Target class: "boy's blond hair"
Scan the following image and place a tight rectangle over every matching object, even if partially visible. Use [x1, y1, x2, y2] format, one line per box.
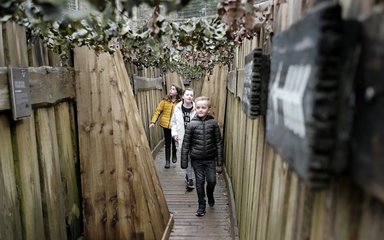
[194, 96, 211, 108]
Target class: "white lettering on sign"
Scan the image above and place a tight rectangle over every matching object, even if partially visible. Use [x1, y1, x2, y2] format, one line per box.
[271, 63, 311, 138]
[14, 81, 26, 89]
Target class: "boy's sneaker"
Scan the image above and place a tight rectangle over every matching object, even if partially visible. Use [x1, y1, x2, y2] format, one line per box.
[186, 179, 194, 191]
[207, 192, 215, 207]
[208, 196, 215, 207]
[196, 206, 206, 217]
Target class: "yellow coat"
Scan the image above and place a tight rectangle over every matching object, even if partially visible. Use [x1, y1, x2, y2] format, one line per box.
[151, 98, 180, 129]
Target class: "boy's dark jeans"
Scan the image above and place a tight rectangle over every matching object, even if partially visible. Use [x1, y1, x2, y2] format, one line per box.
[192, 159, 216, 207]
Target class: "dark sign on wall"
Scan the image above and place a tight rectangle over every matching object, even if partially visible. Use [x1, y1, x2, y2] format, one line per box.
[350, 12, 384, 202]
[8, 67, 32, 120]
[266, 2, 360, 187]
[242, 48, 270, 118]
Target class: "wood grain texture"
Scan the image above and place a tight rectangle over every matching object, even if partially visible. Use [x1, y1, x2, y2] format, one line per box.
[35, 107, 67, 239]
[0, 115, 22, 240]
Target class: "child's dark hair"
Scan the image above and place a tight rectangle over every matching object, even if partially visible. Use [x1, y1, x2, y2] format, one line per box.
[173, 84, 183, 100]
[164, 84, 182, 101]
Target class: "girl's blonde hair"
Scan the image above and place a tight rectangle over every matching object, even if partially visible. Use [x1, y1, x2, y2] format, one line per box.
[194, 96, 211, 108]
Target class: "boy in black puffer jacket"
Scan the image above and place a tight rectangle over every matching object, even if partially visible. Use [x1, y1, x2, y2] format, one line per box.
[181, 96, 223, 217]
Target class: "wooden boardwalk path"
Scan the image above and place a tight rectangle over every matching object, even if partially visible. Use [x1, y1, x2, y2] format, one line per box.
[154, 147, 237, 240]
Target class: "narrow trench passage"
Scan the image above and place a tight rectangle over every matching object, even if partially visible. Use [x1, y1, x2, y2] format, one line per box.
[154, 146, 235, 239]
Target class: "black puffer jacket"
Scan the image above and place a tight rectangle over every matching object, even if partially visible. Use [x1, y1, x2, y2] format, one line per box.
[181, 115, 223, 169]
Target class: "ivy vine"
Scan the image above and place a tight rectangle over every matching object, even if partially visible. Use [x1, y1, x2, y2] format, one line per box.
[1, 0, 273, 80]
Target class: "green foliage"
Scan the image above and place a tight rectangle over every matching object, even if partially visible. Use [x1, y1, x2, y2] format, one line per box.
[0, 0, 248, 80]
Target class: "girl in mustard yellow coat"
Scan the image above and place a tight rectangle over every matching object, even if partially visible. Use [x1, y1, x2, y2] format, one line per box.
[150, 84, 182, 168]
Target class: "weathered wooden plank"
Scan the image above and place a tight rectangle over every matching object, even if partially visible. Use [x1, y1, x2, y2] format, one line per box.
[0, 115, 22, 240]
[28, 38, 49, 67]
[266, 155, 290, 240]
[15, 116, 46, 240]
[283, 174, 300, 240]
[256, 145, 274, 240]
[0, 24, 5, 66]
[113, 51, 170, 239]
[0, 66, 75, 111]
[239, 117, 254, 240]
[309, 191, 329, 239]
[99, 52, 120, 239]
[4, 22, 28, 66]
[54, 102, 82, 239]
[4, 19, 46, 240]
[133, 74, 163, 93]
[35, 107, 67, 239]
[74, 46, 103, 239]
[249, 118, 263, 239]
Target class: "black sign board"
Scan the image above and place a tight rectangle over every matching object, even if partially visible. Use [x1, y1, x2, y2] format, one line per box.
[242, 48, 270, 118]
[350, 12, 384, 202]
[8, 67, 32, 120]
[266, 2, 360, 187]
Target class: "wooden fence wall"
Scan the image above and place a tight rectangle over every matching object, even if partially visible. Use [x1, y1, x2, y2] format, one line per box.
[0, 22, 81, 240]
[216, 0, 384, 239]
[74, 47, 172, 239]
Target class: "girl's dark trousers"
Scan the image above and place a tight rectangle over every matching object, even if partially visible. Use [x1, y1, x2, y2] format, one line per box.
[163, 128, 177, 167]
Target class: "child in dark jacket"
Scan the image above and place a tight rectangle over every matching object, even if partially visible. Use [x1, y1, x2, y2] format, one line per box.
[181, 96, 223, 217]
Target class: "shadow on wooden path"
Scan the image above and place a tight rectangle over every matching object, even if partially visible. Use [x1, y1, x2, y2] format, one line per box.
[154, 147, 237, 240]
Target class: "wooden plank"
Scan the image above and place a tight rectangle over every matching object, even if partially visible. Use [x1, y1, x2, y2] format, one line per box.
[283, 174, 300, 240]
[309, 191, 328, 239]
[249, 118, 263, 239]
[0, 115, 22, 240]
[256, 146, 274, 240]
[239, 117, 251, 239]
[113, 51, 170, 239]
[35, 107, 67, 239]
[5, 22, 28, 66]
[133, 74, 162, 93]
[4, 19, 46, 240]
[15, 116, 46, 240]
[110, 76, 134, 239]
[0, 66, 75, 111]
[74, 46, 105, 239]
[28, 38, 49, 67]
[266, 155, 290, 240]
[0, 24, 5, 66]
[96, 52, 118, 239]
[54, 102, 82, 239]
